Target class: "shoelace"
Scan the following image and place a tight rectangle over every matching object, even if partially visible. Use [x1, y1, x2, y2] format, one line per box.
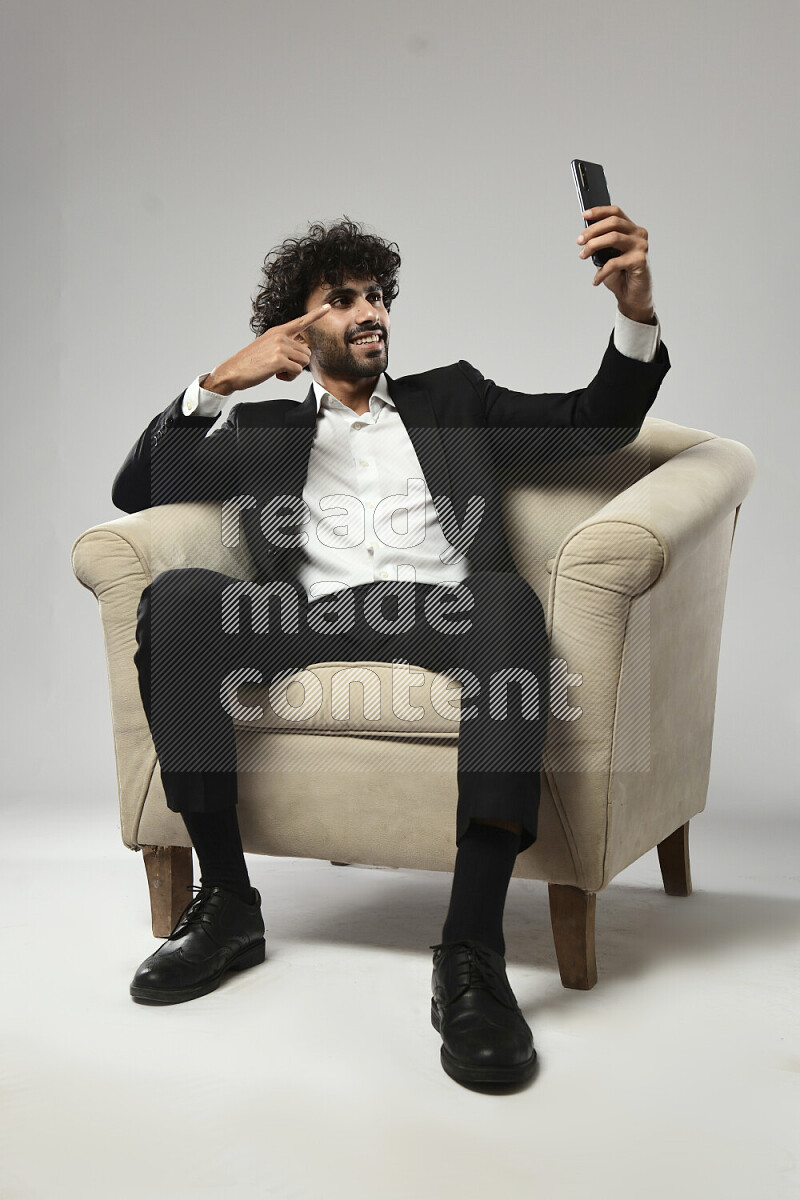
[166, 884, 218, 939]
[429, 939, 511, 1003]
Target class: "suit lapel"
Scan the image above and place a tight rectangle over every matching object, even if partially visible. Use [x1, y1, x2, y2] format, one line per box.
[384, 372, 455, 517]
[264, 383, 318, 492]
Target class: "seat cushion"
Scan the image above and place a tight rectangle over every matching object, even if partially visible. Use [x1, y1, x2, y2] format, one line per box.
[233, 660, 464, 739]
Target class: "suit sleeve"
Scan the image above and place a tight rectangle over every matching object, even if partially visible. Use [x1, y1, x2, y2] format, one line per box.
[111, 388, 240, 513]
[457, 331, 671, 464]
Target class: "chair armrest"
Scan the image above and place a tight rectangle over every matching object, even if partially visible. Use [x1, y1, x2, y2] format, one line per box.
[70, 503, 259, 849]
[540, 434, 756, 887]
[548, 435, 757, 597]
[71, 501, 259, 596]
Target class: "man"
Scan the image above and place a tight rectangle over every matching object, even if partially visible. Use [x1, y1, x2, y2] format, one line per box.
[112, 211, 669, 1089]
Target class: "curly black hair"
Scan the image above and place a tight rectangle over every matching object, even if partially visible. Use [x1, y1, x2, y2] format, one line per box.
[249, 216, 401, 346]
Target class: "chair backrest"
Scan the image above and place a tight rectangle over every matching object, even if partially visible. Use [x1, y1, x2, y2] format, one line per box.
[498, 416, 718, 601]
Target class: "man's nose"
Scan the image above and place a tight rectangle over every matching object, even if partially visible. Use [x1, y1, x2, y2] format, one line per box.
[355, 298, 380, 324]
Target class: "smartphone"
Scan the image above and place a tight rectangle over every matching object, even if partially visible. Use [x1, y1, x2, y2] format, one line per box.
[571, 159, 621, 268]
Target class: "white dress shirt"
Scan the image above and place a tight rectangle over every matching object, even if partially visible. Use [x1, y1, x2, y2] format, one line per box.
[181, 311, 661, 603]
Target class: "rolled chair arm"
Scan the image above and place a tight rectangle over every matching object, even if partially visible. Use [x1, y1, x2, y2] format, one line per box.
[548, 435, 757, 598]
[70, 503, 259, 849]
[540, 434, 756, 886]
[71, 502, 259, 596]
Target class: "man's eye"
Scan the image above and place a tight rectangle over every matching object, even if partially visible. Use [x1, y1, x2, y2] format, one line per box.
[331, 293, 382, 305]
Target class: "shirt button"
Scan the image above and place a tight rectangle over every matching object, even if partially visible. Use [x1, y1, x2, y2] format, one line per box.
[352, 422, 363, 430]
[360, 460, 369, 467]
[380, 570, 388, 578]
[367, 546, 374, 555]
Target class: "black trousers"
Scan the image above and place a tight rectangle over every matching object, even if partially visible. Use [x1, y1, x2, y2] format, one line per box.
[134, 568, 550, 853]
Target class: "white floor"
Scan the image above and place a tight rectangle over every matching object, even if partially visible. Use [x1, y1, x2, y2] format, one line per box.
[1, 797, 799, 1200]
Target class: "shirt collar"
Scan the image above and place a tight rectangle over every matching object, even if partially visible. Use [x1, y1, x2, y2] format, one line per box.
[310, 372, 394, 415]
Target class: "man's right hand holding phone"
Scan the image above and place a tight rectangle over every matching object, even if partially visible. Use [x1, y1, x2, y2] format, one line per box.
[577, 205, 655, 325]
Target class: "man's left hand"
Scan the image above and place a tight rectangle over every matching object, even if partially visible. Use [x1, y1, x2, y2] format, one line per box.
[577, 205, 655, 324]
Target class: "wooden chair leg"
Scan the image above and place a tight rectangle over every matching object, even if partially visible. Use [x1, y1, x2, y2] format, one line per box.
[142, 844, 193, 938]
[657, 820, 692, 896]
[548, 883, 598, 990]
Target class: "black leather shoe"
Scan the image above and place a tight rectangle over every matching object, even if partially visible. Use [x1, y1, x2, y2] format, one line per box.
[430, 939, 537, 1086]
[130, 885, 266, 1005]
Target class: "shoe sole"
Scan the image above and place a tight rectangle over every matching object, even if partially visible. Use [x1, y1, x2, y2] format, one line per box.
[431, 998, 537, 1086]
[130, 938, 267, 1005]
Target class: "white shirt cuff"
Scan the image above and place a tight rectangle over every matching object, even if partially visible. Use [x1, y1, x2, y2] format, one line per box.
[613, 310, 661, 363]
[181, 374, 227, 417]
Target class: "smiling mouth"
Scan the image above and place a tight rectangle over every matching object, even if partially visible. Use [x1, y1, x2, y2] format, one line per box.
[350, 333, 384, 346]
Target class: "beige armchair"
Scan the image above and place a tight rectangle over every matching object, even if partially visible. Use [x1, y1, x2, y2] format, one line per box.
[71, 415, 756, 989]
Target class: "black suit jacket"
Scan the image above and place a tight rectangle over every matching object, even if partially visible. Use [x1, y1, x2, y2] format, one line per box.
[112, 332, 671, 585]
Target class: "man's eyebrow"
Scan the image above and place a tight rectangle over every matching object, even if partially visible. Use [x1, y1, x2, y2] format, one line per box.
[321, 283, 383, 301]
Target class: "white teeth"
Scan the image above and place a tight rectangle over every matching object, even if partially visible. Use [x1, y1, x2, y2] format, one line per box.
[353, 334, 380, 344]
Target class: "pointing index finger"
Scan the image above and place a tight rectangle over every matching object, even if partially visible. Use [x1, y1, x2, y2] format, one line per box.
[289, 303, 331, 331]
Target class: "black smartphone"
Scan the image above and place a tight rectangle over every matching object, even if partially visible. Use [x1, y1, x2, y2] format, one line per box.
[571, 159, 621, 268]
